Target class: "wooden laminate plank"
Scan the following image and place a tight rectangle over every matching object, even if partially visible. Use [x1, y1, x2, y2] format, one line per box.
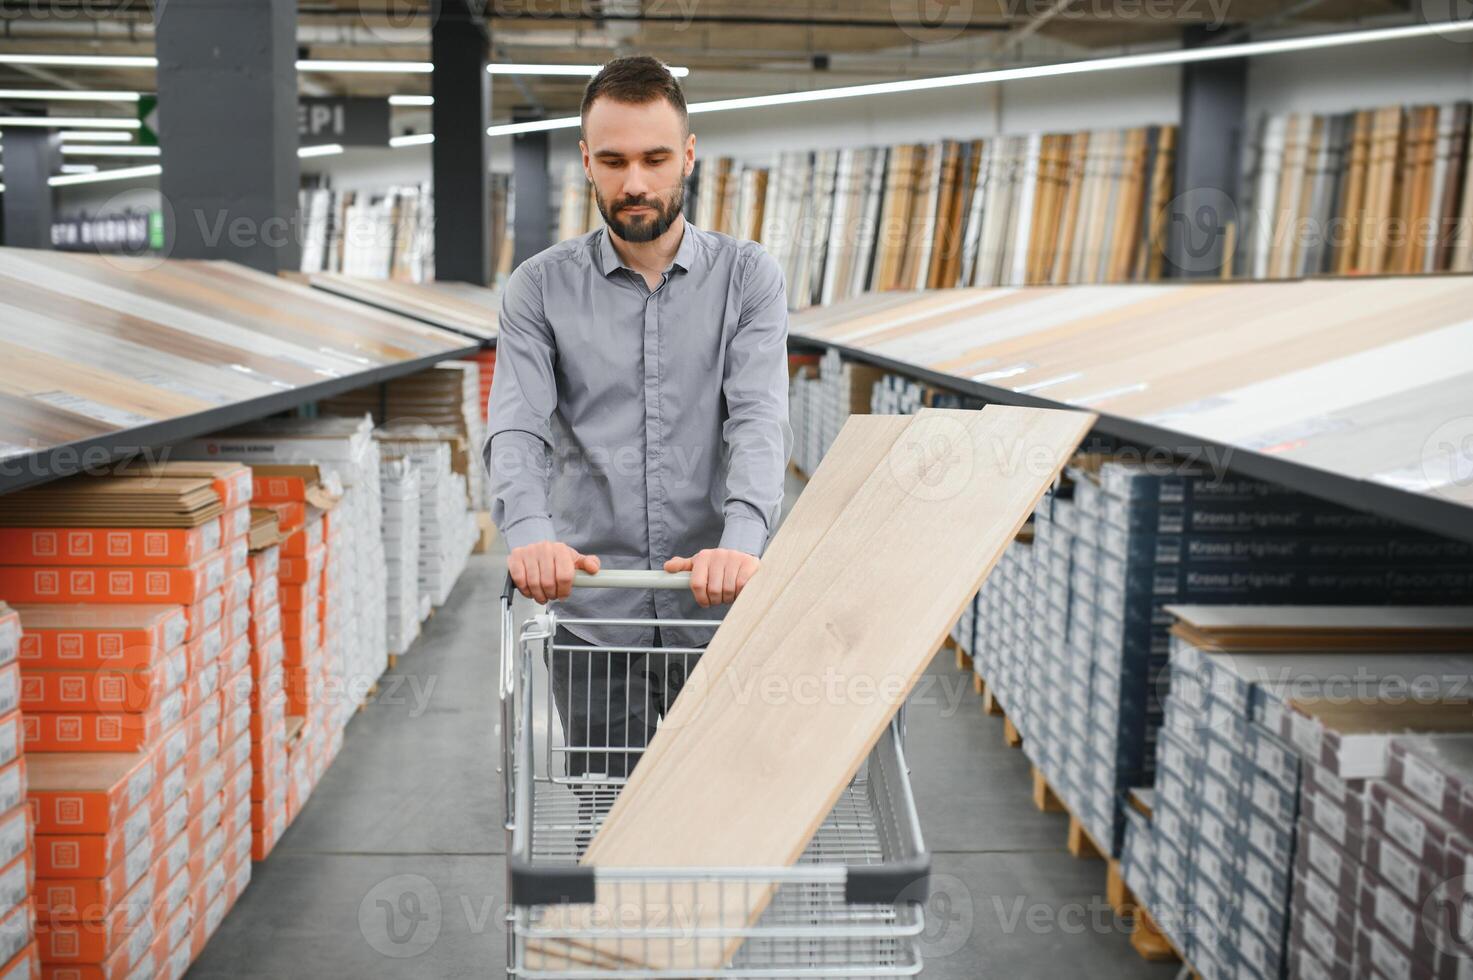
[531, 404, 1094, 971]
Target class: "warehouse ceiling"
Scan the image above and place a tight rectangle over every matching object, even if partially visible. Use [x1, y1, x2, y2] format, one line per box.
[0, 0, 1412, 126]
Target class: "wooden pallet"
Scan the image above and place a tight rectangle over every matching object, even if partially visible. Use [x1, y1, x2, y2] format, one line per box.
[953, 643, 972, 673]
[1031, 767, 1065, 813]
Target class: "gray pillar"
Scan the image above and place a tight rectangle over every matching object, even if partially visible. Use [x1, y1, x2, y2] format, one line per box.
[431, 4, 490, 285]
[1164, 25, 1247, 279]
[512, 110, 551, 268]
[155, 0, 300, 273]
[1, 129, 59, 249]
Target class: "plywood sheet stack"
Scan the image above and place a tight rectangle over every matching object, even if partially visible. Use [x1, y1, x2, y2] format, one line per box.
[379, 458, 422, 656]
[972, 457, 1473, 870]
[0, 462, 256, 978]
[176, 417, 389, 726]
[1124, 607, 1473, 979]
[374, 426, 476, 609]
[0, 605, 36, 978]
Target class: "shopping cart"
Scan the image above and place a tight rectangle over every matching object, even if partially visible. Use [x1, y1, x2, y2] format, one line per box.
[498, 569, 932, 978]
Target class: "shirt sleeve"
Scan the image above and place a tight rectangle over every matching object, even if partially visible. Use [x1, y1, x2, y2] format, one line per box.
[718, 247, 794, 557]
[483, 262, 559, 550]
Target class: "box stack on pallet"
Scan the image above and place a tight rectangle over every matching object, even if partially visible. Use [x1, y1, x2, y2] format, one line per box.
[380, 458, 423, 657]
[244, 513, 289, 863]
[0, 604, 35, 977]
[375, 426, 477, 610]
[1121, 607, 1473, 979]
[870, 372, 986, 415]
[975, 458, 1473, 869]
[0, 463, 256, 978]
[177, 417, 389, 719]
[786, 352, 884, 478]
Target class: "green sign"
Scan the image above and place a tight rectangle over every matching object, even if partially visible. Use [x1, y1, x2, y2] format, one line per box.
[138, 95, 159, 146]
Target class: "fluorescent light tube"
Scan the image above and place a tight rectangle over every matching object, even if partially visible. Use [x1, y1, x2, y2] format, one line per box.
[0, 54, 157, 68]
[487, 63, 690, 77]
[297, 60, 433, 74]
[61, 145, 160, 157]
[389, 133, 434, 148]
[298, 143, 345, 158]
[0, 89, 142, 102]
[49, 163, 160, 186]
[59, 130, 134, 142]
[487, 19, 1473, 136]
[0, 116, 139, 129]
[388, 95, 434, 107]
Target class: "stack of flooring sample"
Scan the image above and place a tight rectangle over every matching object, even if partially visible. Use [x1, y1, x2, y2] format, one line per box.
[1239, 100, 1473, 279]
[374, 426, 477, 608]
[971, 458, 1473, 865]
[379, 457, 423, 655]
[318, 361, 486, 510]
[1125, 606, 1473, 980]
[4, 462, 257, 977]
[787, 349, 888, 478]
[304, 274, 499, 346]
[175, 417, 390, 729]
[0, 604, 34, 976]
[244, 529, 289, 863]
[871, 371, 985, 416]
[523, 405, 1095, 972]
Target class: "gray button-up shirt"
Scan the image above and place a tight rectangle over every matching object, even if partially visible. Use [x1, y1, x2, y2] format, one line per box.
[483, 220, 793, 647]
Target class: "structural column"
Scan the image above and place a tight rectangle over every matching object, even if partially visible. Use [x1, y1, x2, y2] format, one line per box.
[155, 0, 300, 273]
[432, 2, 491, 285]
[512, 110, 551, 268]
[0, 128, 59, 249]
[1164, 25, 1248, 279]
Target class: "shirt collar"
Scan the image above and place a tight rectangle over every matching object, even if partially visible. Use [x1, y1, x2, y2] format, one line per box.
[597, 220, 698, 278]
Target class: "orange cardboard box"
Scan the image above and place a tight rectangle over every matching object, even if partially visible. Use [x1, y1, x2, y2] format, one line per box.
[219, 636, 249, 682]
[251, 801, 286, 862]
[24, 688, 183, 753]
[183, 662, 220, 718]
[184, 623, 222, 678]
[276, 545, 325, 587]
[219, 668, 251, 720]
[0, 713, 21, 771]
[33, 799, 155, 879]
[36, 842, 152, 929]
[0, 902, 30, 972]
[219, 700, 250, 750]
[263, 500, 305, 534]
[276, 577, 320, 614]
[186, 730, 218, 790]
[0, 668, 19, 722]
[250, 466, 334, 507]
[279, 518, 322, 558]
[247, 571, 277, 612]
[279, 631, 316, 667]
[246, 605, 281, 652]
[27, 750, 155, 836]
[183, 760, 224, 821]
[35, 836, 152, 921]
[248, 699, 284, 747]
[0, 760, 25, 819]
[0, 524, 221, 568]
[223, 754, 250, 812]
[178, 694, 221, 767]
[245, 545, 278, 583]
[0, 850, 30, 922]
[149, 723, 188, 794]
[222, 566, 250, 613]
[155, 798, 189, 861]
[248, 632, 282, 679]
[181, 590, 224, 644]
[220, 604, 249, 647]
[0, 807, 28, 871]
[156, 904, 190, 975]
[0, 942, 37, 980]
[34, 869, 154, 965]
[21, 651, 185, 713]
[113, 460, 252, 513]
[0, 552, 226, 604]
[15, 606, 186, 671]
[223, 537, 249, 578]
[154, 831, 189, 904]
[250, 750, 286, 805]
[221, 502, 252, 541]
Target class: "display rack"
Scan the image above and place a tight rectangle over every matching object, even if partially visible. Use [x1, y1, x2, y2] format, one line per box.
[790, 275, 1473, 544]
[303, 273, 499, 345]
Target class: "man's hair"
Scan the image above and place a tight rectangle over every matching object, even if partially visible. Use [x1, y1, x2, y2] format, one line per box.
[580, 55, 688, 138]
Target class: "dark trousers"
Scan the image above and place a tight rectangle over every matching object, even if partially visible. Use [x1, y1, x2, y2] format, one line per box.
[546, 625, 705, 781]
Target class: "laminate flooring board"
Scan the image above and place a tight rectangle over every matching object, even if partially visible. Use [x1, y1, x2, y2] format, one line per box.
[307, 274, 498, 341]
[528, 405, 1095, 971]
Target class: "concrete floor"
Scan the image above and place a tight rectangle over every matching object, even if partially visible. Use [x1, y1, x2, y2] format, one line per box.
[188, 475, 1180, 979]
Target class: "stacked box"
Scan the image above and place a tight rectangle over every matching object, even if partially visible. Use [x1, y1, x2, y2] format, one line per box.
[0, 606, 34, 978]
[374, 429, 476, 612]
[175, 416, 391, 725]
[245, 545, 288, 863]
[788, 366, 822, 476]
[380, 459, 422, 657]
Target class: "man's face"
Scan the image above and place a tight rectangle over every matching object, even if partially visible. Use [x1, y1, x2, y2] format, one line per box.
[581, 97, 694, 244]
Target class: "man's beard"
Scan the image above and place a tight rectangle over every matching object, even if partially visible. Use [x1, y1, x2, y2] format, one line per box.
[596, 182, 684, 244]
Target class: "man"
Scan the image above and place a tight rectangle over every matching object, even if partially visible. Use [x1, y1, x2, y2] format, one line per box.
[484, 56, 792, 783]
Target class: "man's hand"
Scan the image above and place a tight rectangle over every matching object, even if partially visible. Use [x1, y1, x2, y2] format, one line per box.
[664, 549, 760, 607]
[508, 541, 601, 604]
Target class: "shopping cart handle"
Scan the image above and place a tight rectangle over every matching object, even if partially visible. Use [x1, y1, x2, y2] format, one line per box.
[573, 569, 691, 590]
